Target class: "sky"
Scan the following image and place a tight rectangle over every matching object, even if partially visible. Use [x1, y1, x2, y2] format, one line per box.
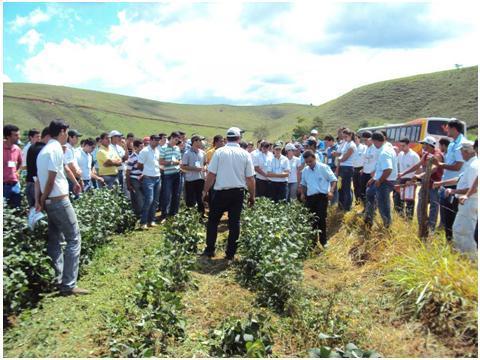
[3, 1, 479, 106]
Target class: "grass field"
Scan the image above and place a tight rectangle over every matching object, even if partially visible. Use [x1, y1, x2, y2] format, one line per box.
[3, 66, 477, 141]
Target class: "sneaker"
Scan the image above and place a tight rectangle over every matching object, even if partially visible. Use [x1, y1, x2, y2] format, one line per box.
[60, 287, 90, 296]
[140, 224, 148, 230]
[148, 222, 157, 227]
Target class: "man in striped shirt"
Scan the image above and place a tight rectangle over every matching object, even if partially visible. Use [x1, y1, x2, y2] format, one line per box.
[126, 139, 144, 218]
[159, 131, 182, 221]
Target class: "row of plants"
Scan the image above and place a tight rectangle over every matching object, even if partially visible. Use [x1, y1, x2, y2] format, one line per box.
[3, 187, 137, 322]
[105, 209, 203, 357]
[236, 198, 315, 313]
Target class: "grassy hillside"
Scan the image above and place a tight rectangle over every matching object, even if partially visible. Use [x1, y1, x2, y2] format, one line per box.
[3, 66, 477, 140]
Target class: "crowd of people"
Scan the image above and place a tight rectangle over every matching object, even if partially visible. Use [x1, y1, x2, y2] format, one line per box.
[2, 118, 478, 295]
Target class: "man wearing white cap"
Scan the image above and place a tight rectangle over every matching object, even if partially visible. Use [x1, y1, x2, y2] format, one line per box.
[202, 127, 255, 261]
[109, 130, 129, 191]
[285, 143, 301, 201]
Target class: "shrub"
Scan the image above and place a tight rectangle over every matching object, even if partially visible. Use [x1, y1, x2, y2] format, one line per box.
[309, 343, 381, 358]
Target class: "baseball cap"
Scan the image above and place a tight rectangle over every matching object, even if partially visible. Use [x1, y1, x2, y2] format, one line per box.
[461, 141, 474, 151]
[226, 127, 244, 137]
[150, 134, 161, 141]
[68, 129, 82, 137]
[419, 136, 436, 147]
[109, 130, 123, 138]
[191, 135, 205, 143]
[273, 142, 283, 149]
[285, 143, 296, 151]
[310, 129, 318, 135]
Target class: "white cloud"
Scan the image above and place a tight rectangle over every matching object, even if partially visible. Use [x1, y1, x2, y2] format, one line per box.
[18, 2, 480, 105]
[3, 74, 12, 83]
[18, 29, 42, 53]
[10, 8, 51, 30]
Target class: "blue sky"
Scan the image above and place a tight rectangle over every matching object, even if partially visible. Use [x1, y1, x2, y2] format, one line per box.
[3, 1, 479, 105]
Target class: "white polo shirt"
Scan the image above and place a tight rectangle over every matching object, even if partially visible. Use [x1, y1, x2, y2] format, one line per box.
[362, 144, 379, 174]
[456, 156, 478, 199]
[351, 143, 367, 168]
[288, 156, 301, 183]
[398, 150, 420, 179]
[253, 151, 274, 180]
[36, 139, 69, 197]
[76, 149, 93, 180]
[267, 154, 290, 183]
[208, 142, 255, 190]
[138, 145, 161, 177]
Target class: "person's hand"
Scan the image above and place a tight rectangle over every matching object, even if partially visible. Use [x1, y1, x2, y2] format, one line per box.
[98, 177, 105, 184]
[35, 200, 43, 213]
[458, 194, 468, 205]
[432, 181, 441, 189]
[248, 195, 255, 207]
[202, 191, 209, 204]
[367, 178, 374, 187]
[327, 191, 333, 201]
[73, 182, 82, 195]
[39, 194, 47, 212]
[445, 188, 453, 197]
[397, 173, 403, 180]
[127, 183, 134, 192]
[300, 193, 306, 202]
[374, 180, 381, 188]
[431, 156, 440, 166]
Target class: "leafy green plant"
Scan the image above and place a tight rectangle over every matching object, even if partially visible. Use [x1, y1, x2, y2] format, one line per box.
[309, 343, 381, 358]
[209, 314, 274, 357]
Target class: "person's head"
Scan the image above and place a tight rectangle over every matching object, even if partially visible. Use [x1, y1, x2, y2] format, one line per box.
[371, 131, 385, 149]
[28, 128, 41, 145]
[460, 142, 476, 161]
[68, 129, 82, 146]
[213, 134, 225, 149]
[380, 130, 388, 140]
[260, 140, 270, 153]
[226, 127, 243, 143]
[191, 135, 205, 149]
[419, 136, 436, 153]
[48, 119, 69, 144]
[95, 136, 101, 145]
[399, 137, 410, 153]
[109, 130, 122, 145]
[247, 142, 254, 153]
[256, 139, 263, 149]
[306, 138, 317, 151]
[342, 128, 354, 142]
[303, 150, 317, 168]
[353, 133, 361, 145]
[178, 131, 186, 140]
[361, 130, 372, 146]
[439, 137, 450, 153]
[310, 129, 319, 139]
[158, 133, 167, 146]
[239, 140, 248, 150]
[285, 143, 296, 158]
[149, 134, 160, 148]
[126, 132, 135, 145]
[324, 135, 335, 147]
[168, 131, 181, 146]
[447, 119, 464, 138]
[100, 132, 111, 147]
[337, 127, 346, 139]
[4, 124, 20, 145]
[273, 142, 283, 156]
[82, 138, 95, 153]
[143, 136, 150, 146]
[40, 126, 51, 142]
[133, 139, 144, 153]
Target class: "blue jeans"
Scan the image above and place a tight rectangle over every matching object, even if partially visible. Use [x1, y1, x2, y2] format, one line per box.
[417, 187, 439, 232]
[45, 198, 81, 291]
[100, 175, 118, 189]
[338, 166, 353, 211]
[3, 182, 22, 208]
[141, 176, 160, 224]
[160, 172, 181, 217]
[365, 181, 394, 227]
[286, 182, 298, 202]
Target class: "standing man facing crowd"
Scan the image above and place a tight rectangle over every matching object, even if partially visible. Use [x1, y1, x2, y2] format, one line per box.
[96, 132, 122, 189]
[3, 124, 23, 208]
[202, 127, 255, 261]
[182, 135, 207, 215]
[159, 131, 182, 221]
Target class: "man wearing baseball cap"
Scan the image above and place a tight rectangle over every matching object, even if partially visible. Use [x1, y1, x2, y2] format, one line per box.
[400, 135, 444, 232]
[109, 130, 129, 191]
[202, 126, 255, 262]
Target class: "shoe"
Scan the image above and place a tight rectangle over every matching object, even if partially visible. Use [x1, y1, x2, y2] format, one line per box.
[148, 222, 157, 227]
[224, 255, 235, 263]
[140, 224, 148, 230]
[60, 287, 90, 296]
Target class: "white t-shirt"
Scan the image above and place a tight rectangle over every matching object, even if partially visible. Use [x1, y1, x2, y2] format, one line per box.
[398, 150, 420, 179]
[456, 156, 478, 199]
[253, 151, 274, 181]
[110, 143, 126, 171]
[339, 141, 357, 167]
[138, 145, 161, 177]
[208, 142, 255, 190]
[351, 143, 367, 168]
[36, 139, 69, 197]
[288, 156, 300, 183]
[76, 150, 93, 180]
[267, 154, 290, 183]
[362, 144, 379, 174]
[63, 142, 80, 168]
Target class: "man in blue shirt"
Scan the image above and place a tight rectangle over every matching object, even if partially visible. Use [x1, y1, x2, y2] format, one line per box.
[300, 150, 337, 248]
[365, 131, 398, 227]
[433, 119, 465, 241]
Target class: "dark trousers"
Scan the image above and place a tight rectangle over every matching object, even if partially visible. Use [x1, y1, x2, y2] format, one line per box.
[160, 172, 181, 218]
[269, 181, 287, 203]
[359, 172, 371, 206]
[185, 179, 205, 215]
[3, 182, 22, 208]
[353, 167, 363, 203]
[338, 166, 353, 211]
[440, 185, 458, 241]
[205, 188, 244, 258]
[306, 193, 329, 246]
[393, 178, 415, 220]
[256, 178, 270, 198]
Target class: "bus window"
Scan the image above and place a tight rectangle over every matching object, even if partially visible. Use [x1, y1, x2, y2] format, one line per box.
[414, 125, 421, 141]
[427, 120, 450, 136]
[399, 126, 407, 140]
[405, 126, 412, 140]
[386, 128, 393, 141]
[394, 127, 401, 141]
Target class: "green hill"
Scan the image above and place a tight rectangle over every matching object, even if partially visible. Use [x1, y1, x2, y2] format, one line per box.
[3, 66, 477, 141]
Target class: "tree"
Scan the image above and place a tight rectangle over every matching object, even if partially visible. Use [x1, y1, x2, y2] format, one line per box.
[253, 125, 270, 140]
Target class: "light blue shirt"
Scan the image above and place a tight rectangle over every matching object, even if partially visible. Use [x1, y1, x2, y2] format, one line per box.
[374, 144, 398, 181]
[442, 133, 465, 181]
[301, 162, 337, 196]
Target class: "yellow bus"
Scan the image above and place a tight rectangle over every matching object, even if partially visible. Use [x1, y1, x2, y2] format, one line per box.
[357, 117, 467, 155]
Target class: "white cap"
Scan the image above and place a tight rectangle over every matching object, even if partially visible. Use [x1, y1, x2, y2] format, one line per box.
[419, 136, 436, 147]
[310, 129, 318, 135]
[461, 140, 475, 151]
[285, 143, 296, 151]
[226, 127, 244, 137]
[109, 130, 123, 137]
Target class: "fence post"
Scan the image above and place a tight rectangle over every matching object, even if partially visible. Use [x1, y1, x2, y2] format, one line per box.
[418, 157, 433, 240]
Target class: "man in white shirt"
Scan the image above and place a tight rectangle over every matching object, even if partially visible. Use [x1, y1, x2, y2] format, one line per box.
[202, 127, 255, 261]
[451, 142, 478, 256]
[109, 130, 129, 191]
[266, 142, 290, 202]
[253, 141, 273, 198]
[76, 138, 104, 192]
[285, 143, 301, 202]
[64, 129, 83, 195]
[352, 134, 367, 204]
[394, 137, 420, 220]
[365, 131, 398, 227]
[360, 131, 378, 207]
[36, 119, 87, 296]
[137, 134, 161, 229]
[181, 135, 207, 215]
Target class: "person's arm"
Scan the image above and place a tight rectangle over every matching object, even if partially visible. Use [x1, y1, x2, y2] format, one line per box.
[437, 160, 463, 171]
[328, 181, 337, 200]
[254, 165, 268, 177]
[39, 171, 57, 209]
[103, 158, 122, 167]
[202, 171, 216, 203]
[399, 160, 422, 178]
[34, 177, 42, 211]
[246, 176, 256, 206]
[181, 154, 202, 172]
[339, 143, 355, 163]
[459, 177, 478, 205]
[90, 167, 104, 183]
[375, 169, 392, 187]
[432, 177, 459, 189]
